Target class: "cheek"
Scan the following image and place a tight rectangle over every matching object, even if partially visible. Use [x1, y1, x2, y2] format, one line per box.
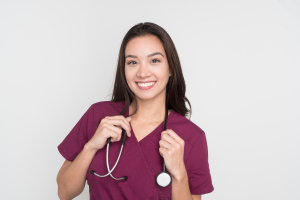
[125, 67, 137, 90]
[154, 66, 169, 82]
[125, 67, 134, 81]
[158, 62, 169, 74]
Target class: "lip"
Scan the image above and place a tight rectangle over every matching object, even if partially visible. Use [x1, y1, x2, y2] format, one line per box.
[135, 81, 156, 90]
[135, 81, 156, 83]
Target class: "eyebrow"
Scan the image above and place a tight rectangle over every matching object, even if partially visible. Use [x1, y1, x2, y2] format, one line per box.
[125, 52, 164, 59]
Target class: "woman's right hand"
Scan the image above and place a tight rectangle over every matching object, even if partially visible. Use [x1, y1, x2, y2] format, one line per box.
[86, 115, 132, 151]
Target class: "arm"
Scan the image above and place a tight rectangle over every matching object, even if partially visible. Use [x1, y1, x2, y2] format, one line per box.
[171, 164, 201, 200]
[56, 143, 97, 200]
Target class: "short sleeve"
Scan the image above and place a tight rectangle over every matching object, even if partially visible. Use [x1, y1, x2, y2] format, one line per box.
[186, 131, 214, 195]
[57, 104, 94, 161]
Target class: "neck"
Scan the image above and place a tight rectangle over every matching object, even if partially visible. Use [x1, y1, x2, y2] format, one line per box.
[129, 94, 169, 124]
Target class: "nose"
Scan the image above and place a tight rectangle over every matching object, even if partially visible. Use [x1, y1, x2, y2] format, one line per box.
[136, 61, 151, 78]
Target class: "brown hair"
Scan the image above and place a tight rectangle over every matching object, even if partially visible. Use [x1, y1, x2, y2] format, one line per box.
[111, 22, 192, 119]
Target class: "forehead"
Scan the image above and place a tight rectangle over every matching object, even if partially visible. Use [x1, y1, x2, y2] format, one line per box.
[125, 35, 165, 57]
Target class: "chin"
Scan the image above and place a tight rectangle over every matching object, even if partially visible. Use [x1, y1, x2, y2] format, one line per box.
[136, 95, 155, 101]
[134, 92, 154, 100]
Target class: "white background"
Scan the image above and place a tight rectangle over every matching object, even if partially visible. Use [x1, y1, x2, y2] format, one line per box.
[0, 0, 299, 199]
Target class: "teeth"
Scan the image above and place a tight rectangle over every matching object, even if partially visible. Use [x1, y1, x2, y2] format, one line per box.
[137, 81, 156, 87]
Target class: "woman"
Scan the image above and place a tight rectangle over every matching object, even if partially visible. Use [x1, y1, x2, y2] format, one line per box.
[57, 22, 214, 200]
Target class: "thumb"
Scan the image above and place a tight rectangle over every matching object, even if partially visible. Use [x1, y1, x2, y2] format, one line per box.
[126, 117, 131, 121]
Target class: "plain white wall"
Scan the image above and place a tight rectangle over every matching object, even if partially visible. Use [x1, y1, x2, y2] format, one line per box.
[0, 0, 299, 199]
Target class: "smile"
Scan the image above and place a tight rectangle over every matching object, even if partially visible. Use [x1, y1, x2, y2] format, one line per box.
[135, 81, 156, 90]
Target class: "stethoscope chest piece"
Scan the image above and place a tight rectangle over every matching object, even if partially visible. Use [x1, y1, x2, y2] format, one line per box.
[156, 171, 172, 187]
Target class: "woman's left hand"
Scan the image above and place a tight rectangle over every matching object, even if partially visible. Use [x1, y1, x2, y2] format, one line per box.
[159, 129, 186, 180]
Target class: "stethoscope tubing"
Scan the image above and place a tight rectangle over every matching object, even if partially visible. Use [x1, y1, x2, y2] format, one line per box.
[90, 131, 128, 180]
[90, 88, 171, 186]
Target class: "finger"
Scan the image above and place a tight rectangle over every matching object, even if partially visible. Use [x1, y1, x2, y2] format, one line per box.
[105, 115, 131, 128]
[106, 131, 119, 143]
[159, 147, 168, 158]
[111, 116, 131, 136]
[162, 129, 183, 146]
[161, 130, 178, 147]
[159, 139, 173, 150]
[103, 117, 131, 137]
[106, 115, 131, 127]
[103, 123, 122, 142]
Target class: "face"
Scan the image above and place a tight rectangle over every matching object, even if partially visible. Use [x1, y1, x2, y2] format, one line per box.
[125, 35, 171, 101]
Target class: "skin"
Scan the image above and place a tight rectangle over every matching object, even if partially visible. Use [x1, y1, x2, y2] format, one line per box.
[124, 35, 201, 200]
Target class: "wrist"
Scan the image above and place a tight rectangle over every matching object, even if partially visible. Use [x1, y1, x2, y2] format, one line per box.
[84, 142, 99, 153]
[171, 163, 188, 182]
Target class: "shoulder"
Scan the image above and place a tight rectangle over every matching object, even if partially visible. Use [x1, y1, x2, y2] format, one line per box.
[169, 111, 205, 147]
[169, 111, 209, 164]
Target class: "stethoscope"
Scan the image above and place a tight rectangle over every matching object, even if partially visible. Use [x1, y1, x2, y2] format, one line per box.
[90, 102, 172, 187]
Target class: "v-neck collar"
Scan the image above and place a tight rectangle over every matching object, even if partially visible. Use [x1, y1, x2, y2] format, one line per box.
[124, 107, 174, 144]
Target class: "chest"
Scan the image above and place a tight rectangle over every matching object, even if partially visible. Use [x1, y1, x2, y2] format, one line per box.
[130, 120, 162, 142]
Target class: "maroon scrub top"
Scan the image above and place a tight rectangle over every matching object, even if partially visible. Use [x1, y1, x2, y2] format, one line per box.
[58, 100, 214, 199]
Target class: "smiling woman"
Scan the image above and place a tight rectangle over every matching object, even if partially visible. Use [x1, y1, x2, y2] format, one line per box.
[57, 22, 214, 200]
[124, 35, 170, 98]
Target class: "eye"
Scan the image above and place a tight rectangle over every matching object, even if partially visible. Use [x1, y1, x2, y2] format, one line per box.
[152, 59, 160, 63]
[127, 61, 137, 65]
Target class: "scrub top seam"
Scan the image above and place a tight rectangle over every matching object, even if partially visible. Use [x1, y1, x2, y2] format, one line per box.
[186, 132, 202, 162]
[127, 107, 172, 198]
[133, 131, 165, 197]
[124, 103, 174, 198]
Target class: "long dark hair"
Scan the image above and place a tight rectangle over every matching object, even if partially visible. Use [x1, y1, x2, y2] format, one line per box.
[111, 22, 192, 119]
